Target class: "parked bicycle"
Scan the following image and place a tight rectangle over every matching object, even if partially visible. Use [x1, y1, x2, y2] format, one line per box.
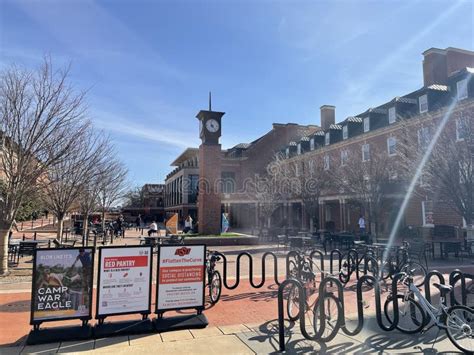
[287, 253, 342, 342]
[338, 249, 378, 285]
[379, 241, 427, 287]
[384, 271, 474, 353]
[206, 250, 222, 304]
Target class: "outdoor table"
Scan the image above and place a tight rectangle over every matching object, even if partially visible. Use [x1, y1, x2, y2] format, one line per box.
[332, 233, 355, 250]
[288, 236, 312, 248]
[428, 239, 463, 259]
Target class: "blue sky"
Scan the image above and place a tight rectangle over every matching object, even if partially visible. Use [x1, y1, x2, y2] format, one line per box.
[1, 0, 473, 186]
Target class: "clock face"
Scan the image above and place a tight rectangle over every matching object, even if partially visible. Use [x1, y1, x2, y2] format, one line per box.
[206, 119, 219, 133]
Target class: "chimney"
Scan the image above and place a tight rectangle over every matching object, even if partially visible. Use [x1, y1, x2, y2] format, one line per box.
[320, 105, 335, 131]
[422, 47, 474, 86]
[422, 48, 448, 86]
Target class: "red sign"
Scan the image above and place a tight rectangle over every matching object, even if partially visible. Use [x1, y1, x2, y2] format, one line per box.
[103, 256, 148, 269]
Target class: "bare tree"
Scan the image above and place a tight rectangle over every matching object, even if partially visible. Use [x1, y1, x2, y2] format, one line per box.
[97, 158, 128, 243]
[41, 128, 110, 241]
[0, 59, 87, 275]
[291, 157, 336, 232]
[398, 108, 473, 227]
[338, 144, 397, 239]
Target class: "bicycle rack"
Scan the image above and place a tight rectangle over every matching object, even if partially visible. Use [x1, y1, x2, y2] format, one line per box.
[449, 269, 468, 306]
[277, 273, 403, 351]
[423, 270, 447, 306]
[329, 249, 342, 275]
[216, 251, 283, 289]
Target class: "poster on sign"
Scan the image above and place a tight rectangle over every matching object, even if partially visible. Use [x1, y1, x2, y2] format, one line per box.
[156, 245, 206, 312]
[30, 248, 94, 324]
[96, 246, 153, 317]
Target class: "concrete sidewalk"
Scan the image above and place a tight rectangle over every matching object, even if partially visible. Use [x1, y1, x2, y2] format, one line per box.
[0, 317, 461, 354]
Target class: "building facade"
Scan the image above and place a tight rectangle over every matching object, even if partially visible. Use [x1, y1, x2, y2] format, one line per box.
[163, 47, 474, 236]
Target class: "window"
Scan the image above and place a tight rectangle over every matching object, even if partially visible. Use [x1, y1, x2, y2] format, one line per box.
[340, 150, 348, 166]
[324, 155, 330, 170]
[285, 147, 289, 158]
[221, 172, 235, 194]
[387, 137, 397, 156]
[419, 94, 428, 113]
[308, 159, 315, 174]
[310, 138, 315, 151]
[297, 143, 301, 155]
[362, 144, 370, 162]
[363, 117, 370, 132]
[418, 127, 431, 149]
[342, 125, 348, 140]
[325, 132, 330, 146]
[388, 107, 396, 124]
[422, 200, 434, 226]
[457, 79, 468, 101]
[456, 117, 467, 141]
[188, 174, 199, 203]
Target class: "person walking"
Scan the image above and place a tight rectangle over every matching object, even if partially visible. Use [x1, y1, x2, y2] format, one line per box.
[358, 215, 366, 235]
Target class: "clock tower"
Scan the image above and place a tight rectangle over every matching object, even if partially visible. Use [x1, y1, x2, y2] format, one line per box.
[196, 95, 225, 235]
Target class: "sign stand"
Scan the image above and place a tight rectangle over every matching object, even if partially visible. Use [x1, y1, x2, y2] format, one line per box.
[27, 320, 92, 345]
[94, 245, 155, 338]
[154, 245, 208, 333]
[27, 247, 95, 345]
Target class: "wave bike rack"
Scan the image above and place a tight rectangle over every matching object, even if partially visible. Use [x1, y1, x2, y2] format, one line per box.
[277, 269, 472, 351]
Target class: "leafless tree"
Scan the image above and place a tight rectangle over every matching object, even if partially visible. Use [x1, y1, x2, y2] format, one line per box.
[291, 157, 336, 232]
[398, 107, 473, 227]
[40, 128, 110, 242]
[97, 158, 128, 242]
[0, 59, 87, 275]
[338, 144, 397, 239]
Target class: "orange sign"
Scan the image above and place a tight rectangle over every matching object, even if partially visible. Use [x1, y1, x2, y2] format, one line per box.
[166, 213, 178, 234]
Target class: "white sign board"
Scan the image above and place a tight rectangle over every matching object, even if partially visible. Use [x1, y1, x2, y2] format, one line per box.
[97, 246, 152, 316]
[156, 245, 206, 311]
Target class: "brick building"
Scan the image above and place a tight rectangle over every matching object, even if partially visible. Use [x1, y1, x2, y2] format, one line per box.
[163, 47, 474, 236]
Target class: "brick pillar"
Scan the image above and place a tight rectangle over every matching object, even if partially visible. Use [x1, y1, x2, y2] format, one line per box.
[198, 144, 222, 235]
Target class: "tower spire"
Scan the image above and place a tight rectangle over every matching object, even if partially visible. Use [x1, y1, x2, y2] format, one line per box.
[209, 91, 212, 111]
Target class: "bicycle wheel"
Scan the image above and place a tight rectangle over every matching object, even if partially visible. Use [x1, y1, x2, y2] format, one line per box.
[446, 305, 474, 354]
[357, 256, 379, 286]
[287, 284, 302, 321]
[380, 262, 392, 281]
[384, 294, 426, 334]
[313, 294, 343, 342]
[209, 271, 222, 304]
[400, 261, 426, 288]
[288, 260, 299, 279]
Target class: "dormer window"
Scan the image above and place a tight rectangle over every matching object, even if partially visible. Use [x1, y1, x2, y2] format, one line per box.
[388, 107, 396, 124]
[297, 143, 301, 155]
[457, 79, 468, 101]
[362, 144, 370, 162]
[325, 133, 330, 146]
[310, 138, 315, 151]
[342, 125, 348, 140]
[324, 155, 330, 170]
[285, 147, 289, 158]
[363, 117, 370, 132]
[419, 94, 428, 113]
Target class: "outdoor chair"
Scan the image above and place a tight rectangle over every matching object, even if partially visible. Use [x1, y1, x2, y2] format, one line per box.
[163, 235, 185, 245]
[459, 241, 473, 262]
[8, 244, 18, 264]
[18, 241, 37, 261]
[277, 235, 289, 252]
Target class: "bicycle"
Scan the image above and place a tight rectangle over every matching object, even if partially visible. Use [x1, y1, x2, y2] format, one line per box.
[287, 253, 342, 342]
[379, 241, 427, 288]
[384, 271, 474, 354]
[338, 249, 379, 285]
[206, 250, 222, 304]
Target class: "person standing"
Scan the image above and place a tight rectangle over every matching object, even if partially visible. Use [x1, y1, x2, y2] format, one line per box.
[135, 214, 142, 231]
[358, 215, 366, 235]
[183, 215, 193, 233]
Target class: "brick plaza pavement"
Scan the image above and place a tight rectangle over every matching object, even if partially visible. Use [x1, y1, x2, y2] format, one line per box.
[1, 231, 473, 354]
